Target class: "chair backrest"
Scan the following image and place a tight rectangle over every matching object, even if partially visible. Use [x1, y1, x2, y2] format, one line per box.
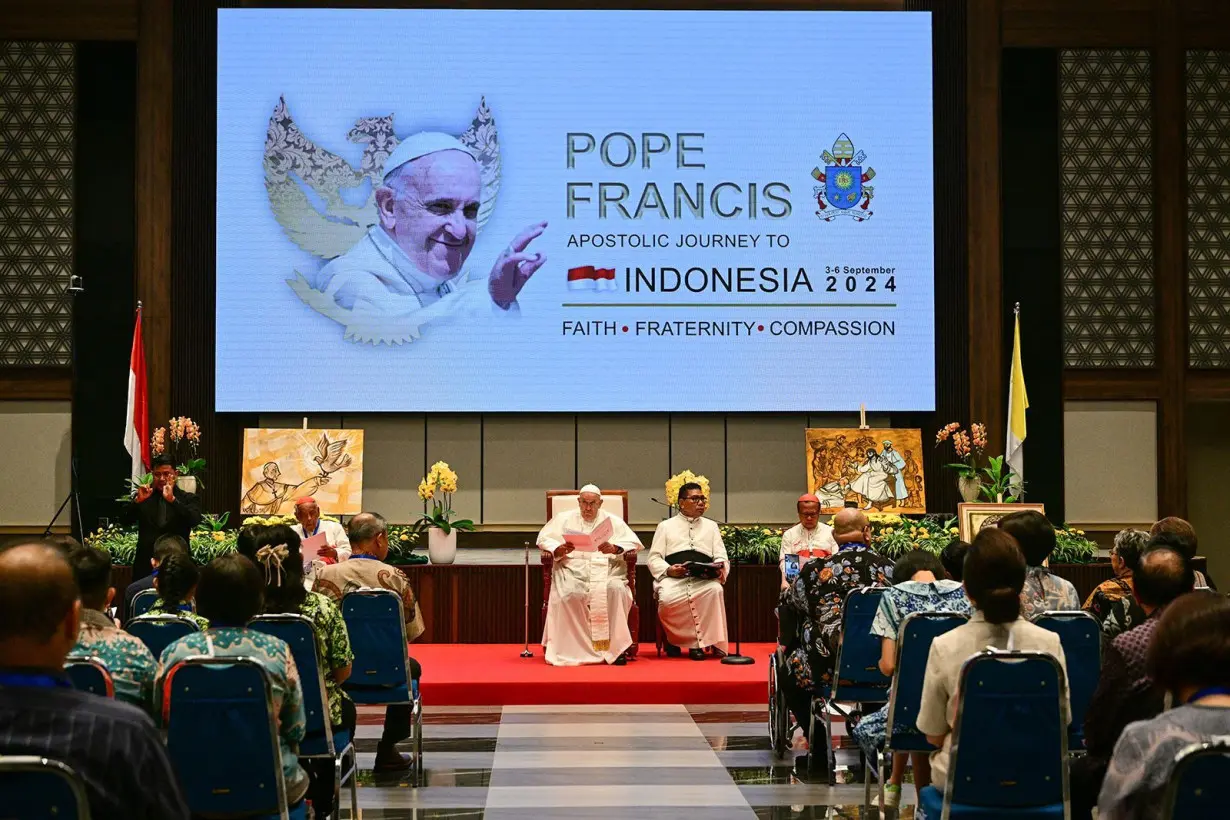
[883, 611, 967, 752]
[341, 588, 408, 689]
[163, 656, 289, 820]
[130, 588, 160, 618]
[249, 613, 335, 757]
[0, 756, 91, 820]
[546, 489, 629, 522]
[64, 656, 115, 698]
[1032, 610, 1101, 748]
[945, 650, 1069, 809]
[125, 614, 199, 659]
[1163, 740, 1230, 819]
[831, 586, 891, 703]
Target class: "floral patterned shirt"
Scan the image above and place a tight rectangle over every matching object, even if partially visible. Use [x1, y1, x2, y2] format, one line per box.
[1101, 594, 1149, 642]
[784, 543, 893, 691]
[1083, 575, 1134, 627]
[1019, 566, 1081, 619]
[870, 579, 971, 641]
[292, 591, 354, 727]
[71, 608, 157, 712]
[155, 627, 309, 803]
[144, 598, 210, 631]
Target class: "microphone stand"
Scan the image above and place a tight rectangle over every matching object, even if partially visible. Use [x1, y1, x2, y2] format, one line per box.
[649, 497, 753, 665]
[520, 539, 534, 658]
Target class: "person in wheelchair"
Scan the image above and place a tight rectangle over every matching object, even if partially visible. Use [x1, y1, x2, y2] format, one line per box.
[851, 549, 971, 811]
[778, 509, 893, 743]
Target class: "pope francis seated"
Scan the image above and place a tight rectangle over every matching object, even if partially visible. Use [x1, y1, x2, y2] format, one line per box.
[537, 485, 642, 666]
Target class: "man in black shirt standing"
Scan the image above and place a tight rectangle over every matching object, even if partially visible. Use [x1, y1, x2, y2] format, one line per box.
[121, 455, 202, 581]
[0, 541, 189, 820]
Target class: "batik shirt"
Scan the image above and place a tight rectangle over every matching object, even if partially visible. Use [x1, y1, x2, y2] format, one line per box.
[314, 554, 425, 642]
[870, 579, 971, 641]
[1098, 704, 1230, 820]
[1101, 594, 1149, 642]
[144, 598, 210, 631]
[1083, 575, 1134, 627]
[1019, 566, 1081, 619]
[71, 608, 157, 711]
[156, 627, 309, 803]
[294, 591, 354, 727]
[784, 543, 893, 691]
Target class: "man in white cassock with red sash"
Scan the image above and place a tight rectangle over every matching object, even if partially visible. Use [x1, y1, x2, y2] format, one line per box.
[537, 484, 642, 666]
[648, 481, 730, 660]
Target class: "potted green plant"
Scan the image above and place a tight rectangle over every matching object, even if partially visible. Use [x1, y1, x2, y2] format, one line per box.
[151, 416, 207, 491]
[414, 461, 474, 564]
[935, 422, 988, 502]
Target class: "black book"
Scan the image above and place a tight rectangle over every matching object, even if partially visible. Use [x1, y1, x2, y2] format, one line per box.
[664, 550, 722, 580]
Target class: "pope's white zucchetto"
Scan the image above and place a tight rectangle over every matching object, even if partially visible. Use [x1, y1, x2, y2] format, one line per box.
[579, 484, 602, 497]
[382, 132, 476, 181]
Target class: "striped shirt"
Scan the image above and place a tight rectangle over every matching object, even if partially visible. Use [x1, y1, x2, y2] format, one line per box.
[0, 671, 190, 820]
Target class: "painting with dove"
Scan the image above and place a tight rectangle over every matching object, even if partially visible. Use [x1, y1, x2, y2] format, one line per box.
[240, 428, 364, 515]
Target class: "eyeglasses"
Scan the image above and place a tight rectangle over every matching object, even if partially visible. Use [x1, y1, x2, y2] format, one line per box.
[681, 496, 708, 505]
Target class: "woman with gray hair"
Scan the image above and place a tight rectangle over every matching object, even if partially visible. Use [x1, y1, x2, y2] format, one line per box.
[1083, 528, 1148, 626]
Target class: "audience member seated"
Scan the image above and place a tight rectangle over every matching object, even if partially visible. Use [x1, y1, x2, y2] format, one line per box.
[1082, 528, 1147, 627]
[156, 553, 310, 806]
[1101, 531, 1200, 641]
[144, 550, 209, 630]
[940, 539, 969, 583]
[916, 527, 1069, 796]
[853, 549, 971, 810]
[1150, 516, 1215, 589]
[779, 508, 893, 742]
[1097, 591, 1230, 820]
[1070, 544, 1195, 819]
[44, 534, 83, 555]
[999, 509, 1081, 617]
[244, 524, 355, 820]
[313, 512, 424, 772]
[0, 542, 189, 820]
[66, 545, 157, 711]
[120, 534, 188, 623]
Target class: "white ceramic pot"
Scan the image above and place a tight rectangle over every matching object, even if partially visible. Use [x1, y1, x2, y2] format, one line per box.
[176, 475, 198, 494]
[428, 527, 457, 564]
[957, 475, 983, 503]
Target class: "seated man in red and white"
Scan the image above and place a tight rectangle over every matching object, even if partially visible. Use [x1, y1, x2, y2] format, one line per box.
[291, 497, 351, 562]
[537, 484, 642, 667]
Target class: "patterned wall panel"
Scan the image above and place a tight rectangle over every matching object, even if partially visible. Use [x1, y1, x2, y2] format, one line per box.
[1059, 50, 1155, 368]
[1187, 51, 1230, 368]
[0, 42, 74, 366]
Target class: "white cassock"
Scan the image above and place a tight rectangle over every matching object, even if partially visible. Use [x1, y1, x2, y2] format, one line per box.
[293, 519, 352, 590]
[537, 509, 642, 666]
[778, 522, 838, 583]
[648, 514, 729, 652]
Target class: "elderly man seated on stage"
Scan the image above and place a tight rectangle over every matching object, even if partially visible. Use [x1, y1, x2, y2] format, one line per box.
[291, 497, 351, 562]
[779, 493, 837, 591]
[648, 482, 729, 660]
[537, 484, 642, 667]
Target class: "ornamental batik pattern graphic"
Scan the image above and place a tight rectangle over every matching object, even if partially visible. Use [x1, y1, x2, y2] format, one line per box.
[1187, 50, 1230, 368]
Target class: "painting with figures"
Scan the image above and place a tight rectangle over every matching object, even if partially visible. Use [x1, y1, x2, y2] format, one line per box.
[806, 428, 926, 514]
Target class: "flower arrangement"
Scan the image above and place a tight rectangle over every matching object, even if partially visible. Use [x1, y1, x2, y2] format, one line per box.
[386, 524, 430, 565]
[935, 421, 987, 480]
[1053, 525, 1098, 564]
[413, 461, 474, 535]
[665, 470, 710, 508]
[151, 415, 207, 483]
[240, 513, 339, 529]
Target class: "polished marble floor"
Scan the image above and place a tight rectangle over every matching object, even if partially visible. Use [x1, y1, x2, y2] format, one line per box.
[348, 703, 919, 819]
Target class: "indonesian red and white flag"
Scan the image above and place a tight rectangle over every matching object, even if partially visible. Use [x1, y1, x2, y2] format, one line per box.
[124, 306, 149, 482]
[567, 266, 617, 291]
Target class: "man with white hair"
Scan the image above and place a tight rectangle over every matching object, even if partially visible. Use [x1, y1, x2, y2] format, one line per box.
[304, 132, 548, 343]
[290, 496, 351, 562]
[537, 484, 642, 666]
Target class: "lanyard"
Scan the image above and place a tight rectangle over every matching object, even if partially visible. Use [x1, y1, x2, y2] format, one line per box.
[0, 672, 71, 689]
[1187, 687, 1230, 704]
[306, 522, 320, 538]
[350, 553, 381, 561]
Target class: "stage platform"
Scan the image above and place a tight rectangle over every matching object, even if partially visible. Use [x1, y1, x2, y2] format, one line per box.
[412, 642, 775, 706]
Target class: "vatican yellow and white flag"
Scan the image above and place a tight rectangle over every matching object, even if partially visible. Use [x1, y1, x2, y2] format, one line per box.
[1006, 306, 1029, 495]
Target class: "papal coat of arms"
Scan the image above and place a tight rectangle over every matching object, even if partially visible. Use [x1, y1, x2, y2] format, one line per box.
[811, 133, 876, 222]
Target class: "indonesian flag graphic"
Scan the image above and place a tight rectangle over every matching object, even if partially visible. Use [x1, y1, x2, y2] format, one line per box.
[567, 265, 618, 292]
[124, 305, 149, 482]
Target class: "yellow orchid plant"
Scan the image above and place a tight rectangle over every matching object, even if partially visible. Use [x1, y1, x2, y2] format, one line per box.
[414, 461, 474, 535]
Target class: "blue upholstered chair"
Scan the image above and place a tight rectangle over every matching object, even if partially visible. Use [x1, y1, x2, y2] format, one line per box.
[918, 650, 1070, 820]
[130, 588, 160, 618]
[63, 656, 114, 698]
[250, 613, 358, 818]
[340, 588, 423, 786]
[163, 655, 307, 820]
[0, 756, 91, 820]
[868, 610, 967, 815]
[1162, 739, 1230, 819]
[1032, 610, 1101, 752]
[125, 613, 199, 659]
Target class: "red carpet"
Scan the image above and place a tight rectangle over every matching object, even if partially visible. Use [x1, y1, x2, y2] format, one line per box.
[411, 643, 776, 706]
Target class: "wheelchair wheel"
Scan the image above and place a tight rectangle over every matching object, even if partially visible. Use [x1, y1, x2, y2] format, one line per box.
[768, 653, 790, 758]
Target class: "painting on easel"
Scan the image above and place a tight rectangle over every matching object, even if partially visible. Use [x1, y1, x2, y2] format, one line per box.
[806, 428, 927, 514]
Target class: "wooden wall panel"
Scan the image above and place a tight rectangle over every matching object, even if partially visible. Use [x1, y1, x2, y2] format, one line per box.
[576, 415, 670, 526]
[355, 413, 426, 521]
[669, 415, 727, 522]
[425, 415, 483, 524]
[1002, 0, 1154, 47]
[725, 415, 808, 523]
[0, 0, 137, 41]
[482, 416, 575, 524]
